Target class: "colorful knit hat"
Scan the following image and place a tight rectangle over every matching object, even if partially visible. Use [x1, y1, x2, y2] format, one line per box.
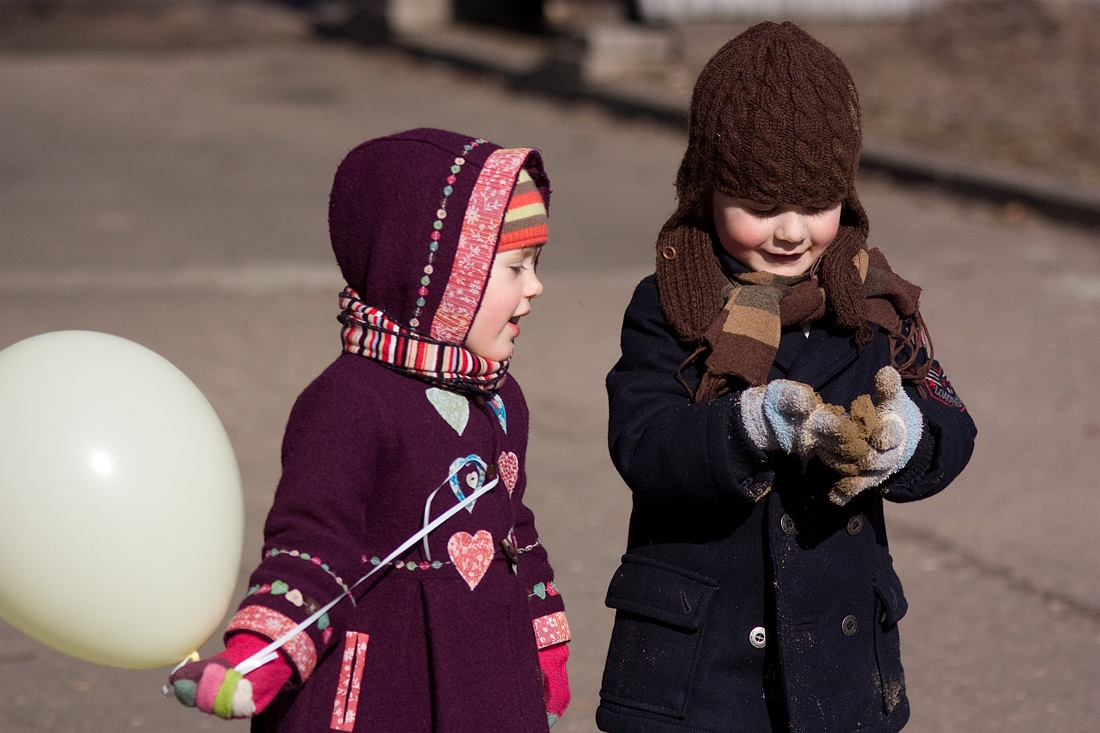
[656, 21, 871, 341]
[499, 168, 549, 252]
[328, 128, 550, 344]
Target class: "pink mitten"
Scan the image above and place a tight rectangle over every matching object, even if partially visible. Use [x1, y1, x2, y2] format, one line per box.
[539, 642, 571, 727]
[168, 632, 292, 718]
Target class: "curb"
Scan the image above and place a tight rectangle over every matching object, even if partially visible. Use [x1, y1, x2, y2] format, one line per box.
[355, 22, 1100, 230]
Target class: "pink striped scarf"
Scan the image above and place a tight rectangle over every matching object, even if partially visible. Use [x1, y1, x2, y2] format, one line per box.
[338, 288, 509, 395]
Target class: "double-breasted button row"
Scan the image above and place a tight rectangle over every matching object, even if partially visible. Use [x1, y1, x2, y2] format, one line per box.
[778, 513, 864, 537]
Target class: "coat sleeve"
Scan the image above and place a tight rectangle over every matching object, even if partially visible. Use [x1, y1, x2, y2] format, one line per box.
[224, 370, 378, 684]
[606, 276, 769, 507]
[512, 497, 570, 648]
[878, 358, 977, 503]
[503, 381, 569, 648]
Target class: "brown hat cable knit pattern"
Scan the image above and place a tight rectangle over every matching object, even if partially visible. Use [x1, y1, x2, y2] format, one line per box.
[655, 21, 929, 399]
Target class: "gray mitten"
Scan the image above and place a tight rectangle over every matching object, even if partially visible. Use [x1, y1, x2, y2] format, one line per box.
[740, 380, 825, 458]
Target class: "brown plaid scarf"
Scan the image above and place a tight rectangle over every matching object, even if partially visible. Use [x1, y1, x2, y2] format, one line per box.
[686, 248, 927, 402]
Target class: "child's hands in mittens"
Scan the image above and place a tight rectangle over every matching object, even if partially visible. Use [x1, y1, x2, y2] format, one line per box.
[740, 380, 826, 458]
[168, 632, 292, 719]
[808, 395, 879, 476]
[539, 642, 571, 727]
[867, 366, 923, 462]
[814, 367, 924, 505]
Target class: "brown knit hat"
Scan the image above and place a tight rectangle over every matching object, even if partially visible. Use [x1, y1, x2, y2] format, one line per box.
[656, 21, 871, 341]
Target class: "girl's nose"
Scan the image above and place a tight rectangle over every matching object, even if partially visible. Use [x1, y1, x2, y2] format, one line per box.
[527, 272, 544, 300]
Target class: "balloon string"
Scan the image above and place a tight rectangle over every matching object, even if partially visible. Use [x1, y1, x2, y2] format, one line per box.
[233, 474, 498, 676]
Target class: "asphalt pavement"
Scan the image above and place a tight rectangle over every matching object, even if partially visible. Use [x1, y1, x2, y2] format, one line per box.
[1, 14, 1098, 733]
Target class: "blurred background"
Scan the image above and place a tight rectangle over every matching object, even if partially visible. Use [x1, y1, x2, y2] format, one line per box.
[0, 1, 1098, 731]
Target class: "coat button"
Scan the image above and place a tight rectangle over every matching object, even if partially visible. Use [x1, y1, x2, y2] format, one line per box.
[780, 514, 797, 535]
[749, 626, 767, 649]
[846, 515, 864, 535]
[499, 537, 518, 565]
[842, 615, 858, 636]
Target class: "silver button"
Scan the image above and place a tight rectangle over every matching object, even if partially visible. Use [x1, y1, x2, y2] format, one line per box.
[780, 514, 797, 535]
[846, 515, 864, 535]
[842, 615, 858, 636]
[749, 626, 767, 649]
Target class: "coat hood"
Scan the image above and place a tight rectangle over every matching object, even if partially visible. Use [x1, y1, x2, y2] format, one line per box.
[328, 128, 550, 344]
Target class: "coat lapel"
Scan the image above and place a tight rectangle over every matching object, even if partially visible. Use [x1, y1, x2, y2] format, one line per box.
[781, 326, 867, 389]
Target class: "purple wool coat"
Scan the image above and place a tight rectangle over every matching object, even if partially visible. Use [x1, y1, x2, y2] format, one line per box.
[226, 129, 567, 732]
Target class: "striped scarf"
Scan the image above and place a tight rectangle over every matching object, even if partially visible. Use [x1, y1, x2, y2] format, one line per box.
[688, 248, 925, 401]
[338, 288, 509, 395]
[694, 271, 826, 396]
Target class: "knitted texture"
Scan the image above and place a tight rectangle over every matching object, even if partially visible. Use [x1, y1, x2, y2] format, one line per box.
[168, 633, 293, 720]
[539, 642, 571, 725]
[687, 248, 924, 399]
[338, 287, 509, 395]
[655, 21, 871, 343]
[700, 270, 826, 392]
[499, 168, 548, 252]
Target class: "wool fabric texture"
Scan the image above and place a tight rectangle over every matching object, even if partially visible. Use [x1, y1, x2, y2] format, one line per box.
[500, 168, 549, 252]
[690, 248, 925, 399]
[656, 21, 871, 341]
[224, 128, 566, 732]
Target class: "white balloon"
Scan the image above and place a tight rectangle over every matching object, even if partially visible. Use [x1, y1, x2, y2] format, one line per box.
[0, 331, 243, 669]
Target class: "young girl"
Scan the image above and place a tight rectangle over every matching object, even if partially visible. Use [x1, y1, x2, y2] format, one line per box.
[168, 128, 571, 731]
[596, 23, 976, 733]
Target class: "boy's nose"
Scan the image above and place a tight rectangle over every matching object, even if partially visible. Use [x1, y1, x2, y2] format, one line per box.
[775, 212, 808, 243]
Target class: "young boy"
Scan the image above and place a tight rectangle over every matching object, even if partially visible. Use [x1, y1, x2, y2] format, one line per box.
[597, 22, 976, 733]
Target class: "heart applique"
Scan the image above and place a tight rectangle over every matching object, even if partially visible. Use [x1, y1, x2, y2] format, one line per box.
[488, 394, 507, 433]
[531, 582, 547, 600]
[426, 388, 469, 435]
[497, 451, 519, 495]
[448, 454, 487, 512]
[448, 530, 495, 590]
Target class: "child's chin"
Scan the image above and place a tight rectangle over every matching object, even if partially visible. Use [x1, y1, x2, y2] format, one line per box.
[763, 263, 810, 276]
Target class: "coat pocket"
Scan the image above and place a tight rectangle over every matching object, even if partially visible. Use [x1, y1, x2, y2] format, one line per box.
[599, 554, 718, 718]
[872, 572, 909, 715]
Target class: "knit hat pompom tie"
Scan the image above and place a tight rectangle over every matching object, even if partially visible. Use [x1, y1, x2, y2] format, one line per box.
[657, 21, 870, 343]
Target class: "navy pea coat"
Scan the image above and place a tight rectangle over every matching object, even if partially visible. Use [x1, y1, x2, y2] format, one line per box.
[596, 275, 976, 733]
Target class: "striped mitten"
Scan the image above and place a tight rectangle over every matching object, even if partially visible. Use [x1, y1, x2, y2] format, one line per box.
[168, 633, 292, 719]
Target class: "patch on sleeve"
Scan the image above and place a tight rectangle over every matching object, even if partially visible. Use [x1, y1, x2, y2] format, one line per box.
[924, 363, 966, 411]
